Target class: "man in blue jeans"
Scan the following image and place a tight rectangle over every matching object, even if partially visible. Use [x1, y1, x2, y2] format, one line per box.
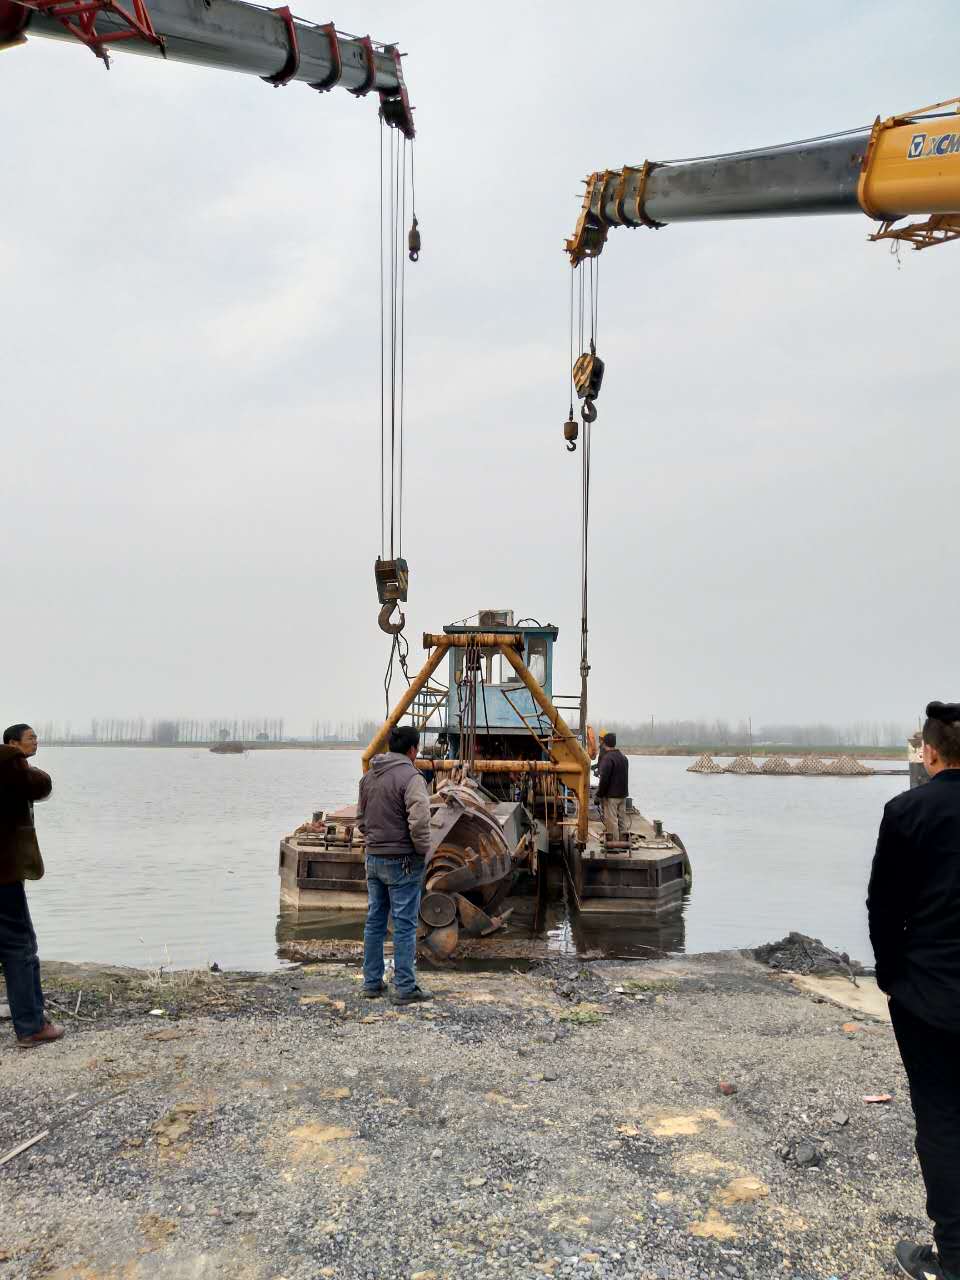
[357, 724, 432, 1004]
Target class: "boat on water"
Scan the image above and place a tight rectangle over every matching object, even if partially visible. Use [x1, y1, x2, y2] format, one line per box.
[279, 610, 691, 956]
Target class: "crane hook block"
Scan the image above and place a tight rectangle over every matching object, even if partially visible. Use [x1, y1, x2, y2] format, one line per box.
[408, 215, 421, 262]
[573, 349, 604, 405]
[375, 556, 408, 635]
[379, 601, 406, 635]
[563, 416, 579, 452]
[375, 556, 409, 606]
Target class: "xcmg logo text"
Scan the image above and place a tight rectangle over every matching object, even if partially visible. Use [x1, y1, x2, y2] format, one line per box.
[908, 132, 960, 159]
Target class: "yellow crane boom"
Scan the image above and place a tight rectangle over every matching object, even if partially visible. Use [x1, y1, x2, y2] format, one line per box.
[566, 98, 960, 264]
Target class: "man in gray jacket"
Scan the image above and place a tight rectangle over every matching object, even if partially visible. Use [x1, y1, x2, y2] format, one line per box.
[357, 724, 432, 1003]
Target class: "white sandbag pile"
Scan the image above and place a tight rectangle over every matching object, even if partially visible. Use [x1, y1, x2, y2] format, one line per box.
[760, 754, 796, 775]
[724, 754, 760, 775]
[826, 754, 874, 776]
[688, 753, 723, 774]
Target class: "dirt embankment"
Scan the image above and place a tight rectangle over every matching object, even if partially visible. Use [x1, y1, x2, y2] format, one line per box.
[0, 954, 920, 1280]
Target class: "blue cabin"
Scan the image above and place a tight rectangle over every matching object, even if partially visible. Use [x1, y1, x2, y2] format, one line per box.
[439, 610, 559, 746]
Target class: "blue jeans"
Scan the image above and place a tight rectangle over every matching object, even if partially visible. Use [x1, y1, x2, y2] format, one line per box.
[362, 855, 424, 995]
[0, 881, 46, 1038]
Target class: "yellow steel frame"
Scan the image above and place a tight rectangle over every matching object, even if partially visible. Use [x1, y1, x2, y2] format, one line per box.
[362, 631, 592, 846]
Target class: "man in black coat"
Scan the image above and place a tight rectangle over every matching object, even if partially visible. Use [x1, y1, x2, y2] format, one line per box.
[595, 732, 629, 841]
[0, 723, 63, 1048]
[868, 701, 960, 1280]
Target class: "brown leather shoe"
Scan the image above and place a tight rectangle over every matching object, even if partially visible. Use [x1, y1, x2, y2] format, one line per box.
[17, 1021, 65, 1049]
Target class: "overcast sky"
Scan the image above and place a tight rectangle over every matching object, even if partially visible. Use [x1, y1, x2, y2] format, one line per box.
[3, 1, 958, 734]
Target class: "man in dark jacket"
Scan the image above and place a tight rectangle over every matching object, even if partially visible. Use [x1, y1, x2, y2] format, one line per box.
[595, 732, 629, 840]
[868, 701, 960, 1280]
[0, 723, 63, 1048]
[357, 724, 432, 1004]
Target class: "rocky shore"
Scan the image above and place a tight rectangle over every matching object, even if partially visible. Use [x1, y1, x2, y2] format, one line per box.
[0, 953, 921, 1280]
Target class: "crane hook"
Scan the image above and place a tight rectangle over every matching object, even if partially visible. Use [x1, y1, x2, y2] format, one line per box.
[563, 413, 578, 452]
[408, 215, 421, 263]
[378, 600, 406, 635]
[581, 397, 598, 424]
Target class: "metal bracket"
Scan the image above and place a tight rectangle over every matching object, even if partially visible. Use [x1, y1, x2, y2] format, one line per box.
[869, 214, 960, 250]
[261, 5, 299, 86]
[309, 21, 342, 92]
[348, 32, 375, 96]
[565, 172, 608, 266]
[566, 161, 665, 265]
[378, 42, 415, 139]
[629, 159, 666, 230]
[15, 0, 163, 66]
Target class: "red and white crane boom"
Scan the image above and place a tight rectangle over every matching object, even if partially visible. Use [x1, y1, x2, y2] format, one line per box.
[0, 0, 414, 136]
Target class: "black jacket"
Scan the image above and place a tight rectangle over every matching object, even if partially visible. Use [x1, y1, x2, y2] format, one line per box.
[596, 748, 629, 800]
[0, 745, 52, 884]
[867, 768, 960, 1031]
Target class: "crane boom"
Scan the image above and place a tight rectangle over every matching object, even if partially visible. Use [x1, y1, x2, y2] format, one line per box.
[0, 0, 414, 135]
[567, 99, 960, 263]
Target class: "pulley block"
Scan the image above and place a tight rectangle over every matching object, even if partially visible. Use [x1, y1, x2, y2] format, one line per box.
[375, 556, 409, 605]
[573, 347, 604, 423]
[563, 415, 579, 452]
[375, 556, 409, 635]
[408, 215, 421, 262]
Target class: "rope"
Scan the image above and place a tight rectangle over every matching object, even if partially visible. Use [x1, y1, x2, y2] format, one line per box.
[568, 266, 575, 418]
[569, 256, 597, 738]
[388, 127, 397, 558]
[657, 122, 873, 167]
[378, 128, 409, 564]
[399, 134, 407, 558]
[378, 119, 385, 559]
[383, 627, 411, 717]
[376, 128, 416, 701]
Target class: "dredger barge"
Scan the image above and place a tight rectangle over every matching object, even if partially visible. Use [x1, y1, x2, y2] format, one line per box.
[279, 610, 691, 958]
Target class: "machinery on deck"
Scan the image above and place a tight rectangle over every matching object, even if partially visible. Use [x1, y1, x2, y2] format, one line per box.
[566, 97, 960, 265]
[279, 611, 692, 957]
[0, 0, 414, 135]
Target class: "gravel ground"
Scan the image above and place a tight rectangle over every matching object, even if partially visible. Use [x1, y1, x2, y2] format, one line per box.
[0, 952, 925, 1280]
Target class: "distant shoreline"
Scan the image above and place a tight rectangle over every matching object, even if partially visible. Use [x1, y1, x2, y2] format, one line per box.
[39, 741, 906, 760]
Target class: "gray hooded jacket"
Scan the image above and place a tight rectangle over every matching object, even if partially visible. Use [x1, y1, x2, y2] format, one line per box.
[357, 752, 432, 859]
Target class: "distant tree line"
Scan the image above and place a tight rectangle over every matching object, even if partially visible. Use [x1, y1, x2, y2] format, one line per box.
[33, 716, 381, 745]
[309, 719, 382, 745]
[30, 715, 915, 749]
[598, 718, 914, 749]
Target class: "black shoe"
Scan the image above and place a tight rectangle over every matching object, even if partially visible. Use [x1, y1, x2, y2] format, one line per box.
[391, 986, 432, 1005]
[896, 1242, 948, 1280]
[361, 983, 387, 999]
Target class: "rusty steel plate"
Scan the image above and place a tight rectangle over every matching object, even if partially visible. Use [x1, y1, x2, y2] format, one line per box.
[422, 922, 459, 959]
[420, 892, 456, 929]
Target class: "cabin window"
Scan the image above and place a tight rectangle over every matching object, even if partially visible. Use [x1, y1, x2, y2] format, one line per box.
[527, 637, 547, 686]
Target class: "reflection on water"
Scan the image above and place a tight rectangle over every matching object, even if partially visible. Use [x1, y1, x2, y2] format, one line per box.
[27, 746, 904, 970]
[275, 892, 688, 964]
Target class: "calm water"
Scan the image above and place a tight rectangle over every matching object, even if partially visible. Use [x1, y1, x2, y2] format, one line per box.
[23, 746, 905, 971]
